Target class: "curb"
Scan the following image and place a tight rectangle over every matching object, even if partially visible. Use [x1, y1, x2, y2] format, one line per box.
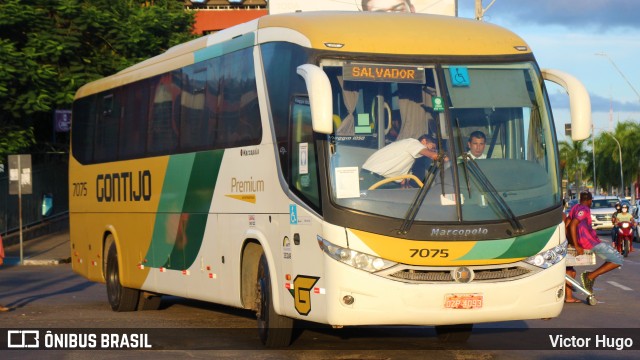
[4, 257, 71, 266]
[22, 258, 72, 266]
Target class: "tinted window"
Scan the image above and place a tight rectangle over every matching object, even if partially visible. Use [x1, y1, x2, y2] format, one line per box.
[72, 45, 262, 164]
[71, 96, 96, 164]
[120, 80, 149, 159]
[94, 93, 120, 163]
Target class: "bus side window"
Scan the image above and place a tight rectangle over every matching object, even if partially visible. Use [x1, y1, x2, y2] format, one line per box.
[94, 93, 120, 163]
[148, 72, 180, 155]
[290, 97, 320, 210]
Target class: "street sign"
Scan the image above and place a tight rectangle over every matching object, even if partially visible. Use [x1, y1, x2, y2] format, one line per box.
[565, 123, 571, 137]
[54, 109, 72, 132]
[8, 154, 32, 195]
[8, 154, 32, 265]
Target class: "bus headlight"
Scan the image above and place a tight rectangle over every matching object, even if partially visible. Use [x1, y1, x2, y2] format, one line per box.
[524, 240, 568, 269]
[317, 236, 396, 272]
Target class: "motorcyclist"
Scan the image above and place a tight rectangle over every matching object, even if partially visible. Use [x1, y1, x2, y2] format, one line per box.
[611, 202, 622, 244]
[613, 203, 635, 252]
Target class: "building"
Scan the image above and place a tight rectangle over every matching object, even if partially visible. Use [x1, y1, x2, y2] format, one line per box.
[183, 0, 268, 35]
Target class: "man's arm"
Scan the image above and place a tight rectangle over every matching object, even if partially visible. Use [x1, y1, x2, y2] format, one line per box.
[568, 218, 584, 255]
[418, 148, 449, 162]
[418, 148, 438, 160]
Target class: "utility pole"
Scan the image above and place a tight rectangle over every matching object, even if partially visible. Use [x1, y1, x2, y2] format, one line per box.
[595, 52, 640, 104]
[475, 0, 497, 21]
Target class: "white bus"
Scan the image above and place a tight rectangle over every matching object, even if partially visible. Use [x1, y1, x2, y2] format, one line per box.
[70, 11, 591, 346]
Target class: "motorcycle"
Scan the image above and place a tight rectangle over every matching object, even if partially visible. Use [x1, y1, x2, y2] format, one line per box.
[615, 221, 634, 257]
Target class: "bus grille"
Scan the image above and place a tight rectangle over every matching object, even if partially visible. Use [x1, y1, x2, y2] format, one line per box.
[385, 266, 533, 283]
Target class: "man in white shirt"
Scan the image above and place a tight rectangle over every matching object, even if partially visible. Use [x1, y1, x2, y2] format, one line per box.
[362, 134, 442, 180]
[467, 130, 487, 160]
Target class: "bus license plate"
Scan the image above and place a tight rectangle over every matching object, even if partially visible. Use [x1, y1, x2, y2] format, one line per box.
[444, 293, 483, 309]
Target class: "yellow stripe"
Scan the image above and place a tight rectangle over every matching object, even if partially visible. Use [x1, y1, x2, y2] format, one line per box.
[350, 229, 520, 266]
[225, 194, 257, 204]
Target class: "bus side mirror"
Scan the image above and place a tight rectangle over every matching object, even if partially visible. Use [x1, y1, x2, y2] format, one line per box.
[541, 69, 592, 141]
[296, 64, 333, 134]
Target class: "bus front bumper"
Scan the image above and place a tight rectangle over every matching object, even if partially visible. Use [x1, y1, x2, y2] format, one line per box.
[319, 258, 566, 326]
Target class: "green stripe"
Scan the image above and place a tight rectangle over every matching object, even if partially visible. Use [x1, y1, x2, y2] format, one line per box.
[458, 226, 556, 260]
[146, 150, 224, 269]
[194, 33, 255, 63]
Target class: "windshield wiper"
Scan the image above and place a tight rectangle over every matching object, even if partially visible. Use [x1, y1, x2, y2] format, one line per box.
[459, 153, 525, 235]
[398, 152, 447, 235]
[453, 118, 524, 234]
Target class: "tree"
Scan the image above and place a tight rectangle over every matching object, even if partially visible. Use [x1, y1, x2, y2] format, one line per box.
[559, 139, 590, 195]
[594, 121, 640, 195]
[0, 0, 195, 164]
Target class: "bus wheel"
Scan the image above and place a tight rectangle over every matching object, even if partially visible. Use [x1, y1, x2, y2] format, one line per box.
[256, 253, 293, 347]
[435, 324, 473, 343]
[105, 241, 140, 312]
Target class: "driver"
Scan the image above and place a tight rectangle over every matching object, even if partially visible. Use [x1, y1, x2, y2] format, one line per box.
[613, 204, 635, 253]
[611, 202, 622, 244]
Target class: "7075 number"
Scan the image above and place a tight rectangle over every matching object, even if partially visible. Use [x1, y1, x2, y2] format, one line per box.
[409, 248, 449, 258]
[72, 182, 88, 197]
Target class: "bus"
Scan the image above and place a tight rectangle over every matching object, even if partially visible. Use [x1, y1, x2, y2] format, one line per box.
[70, 11, 591, 346]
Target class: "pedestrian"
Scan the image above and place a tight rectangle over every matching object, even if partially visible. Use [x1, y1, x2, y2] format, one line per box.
[567, 191, 623, 293]
[563, 202, 581, 303]
[0, 233, 10, 311]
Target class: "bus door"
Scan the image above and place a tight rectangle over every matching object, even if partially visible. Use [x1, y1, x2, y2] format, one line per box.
[282, 97, 325, 317]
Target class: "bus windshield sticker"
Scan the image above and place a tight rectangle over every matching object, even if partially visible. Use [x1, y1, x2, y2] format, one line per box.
[343, 64, 425, 84]
[334, 167, 360, 199]
[449, 66, 470, 87]
[432, 97, 445, 112]
[355, 114, 372, 134]
[299, 143, 309, 174]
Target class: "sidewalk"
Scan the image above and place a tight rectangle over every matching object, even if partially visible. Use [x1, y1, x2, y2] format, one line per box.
[2, 230, 71, 266]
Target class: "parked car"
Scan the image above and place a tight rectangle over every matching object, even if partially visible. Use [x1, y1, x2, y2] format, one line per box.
[589, 196, 619, 231]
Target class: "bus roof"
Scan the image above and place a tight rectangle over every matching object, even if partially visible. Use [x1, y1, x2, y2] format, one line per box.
[258, 12, 530, 57]
[75, 12, 531, 99]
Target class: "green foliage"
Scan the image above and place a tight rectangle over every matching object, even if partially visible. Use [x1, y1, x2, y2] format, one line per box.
[0, 126, 36, 164]
[594, 121, 640, 194]
[559, 138, 590, 191]
[0, 0, 195, 145]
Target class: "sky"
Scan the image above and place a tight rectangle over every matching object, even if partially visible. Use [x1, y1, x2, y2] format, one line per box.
[456, 0, 640, 142]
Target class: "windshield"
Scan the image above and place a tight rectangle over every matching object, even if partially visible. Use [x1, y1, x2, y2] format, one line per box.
[592, 199, 618, 209]
[324, 61, 560, 223]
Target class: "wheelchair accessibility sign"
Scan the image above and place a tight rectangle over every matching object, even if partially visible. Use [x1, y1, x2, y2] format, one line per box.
[290, 204, 298, 224]
[449, 66, 470, 87]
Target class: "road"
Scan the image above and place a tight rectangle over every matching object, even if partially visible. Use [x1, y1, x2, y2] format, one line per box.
[1, 231, 639, 359]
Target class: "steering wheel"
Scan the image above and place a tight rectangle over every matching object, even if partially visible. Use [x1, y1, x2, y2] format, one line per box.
[368, 174, 424, 190]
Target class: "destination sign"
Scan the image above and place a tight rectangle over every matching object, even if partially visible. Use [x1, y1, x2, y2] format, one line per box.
[343, 64, 425, 84]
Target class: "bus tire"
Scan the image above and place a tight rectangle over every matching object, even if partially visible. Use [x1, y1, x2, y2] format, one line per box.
[435, 324, 473, 343]
[106, 241, 139, 312]
[256, 253, 293, 347]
